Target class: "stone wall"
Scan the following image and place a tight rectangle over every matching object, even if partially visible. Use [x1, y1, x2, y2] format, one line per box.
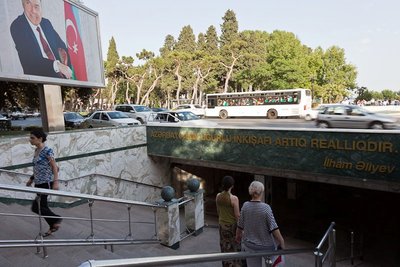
[0, 126, 170, 203]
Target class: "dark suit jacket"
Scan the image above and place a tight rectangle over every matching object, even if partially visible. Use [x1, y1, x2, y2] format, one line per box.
[10, 14, 71, 78]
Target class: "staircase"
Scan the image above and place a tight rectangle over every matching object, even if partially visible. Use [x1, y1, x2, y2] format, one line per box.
[0, 201, 222, 267]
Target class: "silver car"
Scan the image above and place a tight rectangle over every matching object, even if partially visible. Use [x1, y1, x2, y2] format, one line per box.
[316, 104, 398, 129]
[114, 104, 152, 124]
[84, 111, 141, 128]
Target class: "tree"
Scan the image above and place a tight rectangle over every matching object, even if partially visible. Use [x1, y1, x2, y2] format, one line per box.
[218, 10, 244, 92]
[264, 31, 312, 90]
[119, 56, 135, 104]
[235, 30, 269, 91]
[317, 46, 357, 103]
[197, 33, 206, 52]
[220, 9, 238, 47]
[104, 37, 121, 107]
[0, 81, 40, 110]
[204, 25, 219, 55]
[160, 34, 175, 57]
[381, 89, 397, 101]
[175, 25, 196, 53]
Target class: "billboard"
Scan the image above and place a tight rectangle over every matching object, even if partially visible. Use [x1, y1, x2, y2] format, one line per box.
[0, 0, 104, 88]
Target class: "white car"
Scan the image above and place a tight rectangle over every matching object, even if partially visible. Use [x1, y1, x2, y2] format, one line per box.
[84, 111, 141, 128]
[304, 106, 324, 121]
[173, 104, 205, 118]
[147, 111, 218, 127]
[114, 104, 152, 124]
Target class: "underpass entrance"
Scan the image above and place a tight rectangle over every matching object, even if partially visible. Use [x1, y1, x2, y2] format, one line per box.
[170, 163, 400, 266]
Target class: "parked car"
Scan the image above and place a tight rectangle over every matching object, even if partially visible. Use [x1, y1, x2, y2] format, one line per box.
[147, 111, 218, 127]
[173, 104, 205, 118]
[114, 104, 152, 124]
[10, 111, 27, 120]
[25, 111, 41, 117]
[83, 111, 141, 128]
[64, 112, 85, 128]
[0, 114, 11, 130]
[316, 104, 399, 129]
[151, 107, 169, 113]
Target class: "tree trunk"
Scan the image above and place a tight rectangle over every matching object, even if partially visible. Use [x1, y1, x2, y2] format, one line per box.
[140, 71, 163, 106]
[174, 61, 182, 105]
[110, 79, 119, 107]
[125, 80, 130, 104]
[222, 52, 241, 93]
[191, 67, 201, 104]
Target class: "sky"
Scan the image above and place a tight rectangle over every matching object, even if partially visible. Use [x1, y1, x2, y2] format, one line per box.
[82, 0, 400, 91]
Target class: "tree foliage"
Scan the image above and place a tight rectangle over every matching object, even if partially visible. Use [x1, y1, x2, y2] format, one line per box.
[28, 9, 365, 110]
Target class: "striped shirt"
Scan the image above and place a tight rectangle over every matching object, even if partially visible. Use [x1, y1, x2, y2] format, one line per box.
[237, 200, 278, 248]
[32, 146, 55, 185]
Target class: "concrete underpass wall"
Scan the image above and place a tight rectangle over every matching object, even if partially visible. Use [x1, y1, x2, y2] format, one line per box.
[0, 126, 170, 203]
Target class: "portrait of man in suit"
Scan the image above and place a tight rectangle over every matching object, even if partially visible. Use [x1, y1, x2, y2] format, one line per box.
[10, 0, 73, 79]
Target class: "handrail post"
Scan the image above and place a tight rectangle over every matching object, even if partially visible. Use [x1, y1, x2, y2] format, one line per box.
[155, 200, 180, 249]
[183, 189, 204, 236]
[329, 229, 336, 267]
[126, 205, 132, 239]
[153, 208, 158, 239]
[350, 231, 354, 265]
[35, 196, 42, 255]
[35, 195, 48, 258]
[86, 200, 95, 240]
[314, 248, 323, 267]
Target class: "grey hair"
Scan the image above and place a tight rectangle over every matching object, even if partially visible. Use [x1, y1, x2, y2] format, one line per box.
[22, 0, 41, 5]
[248, 181, 264, 196]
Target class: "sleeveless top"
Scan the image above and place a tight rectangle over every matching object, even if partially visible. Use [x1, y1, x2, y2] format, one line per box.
[216, 191, 236, 225]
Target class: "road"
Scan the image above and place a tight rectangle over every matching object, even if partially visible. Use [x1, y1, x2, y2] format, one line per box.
[11, 115, 400, 130]
[208, 118, 317, 128]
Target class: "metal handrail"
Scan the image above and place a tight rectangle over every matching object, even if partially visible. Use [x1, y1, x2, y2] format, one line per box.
[0, 170, 163, 190]
[79, 248, 314, 267]
[0, 183, 165, 208]
[316, 222, 335, 250]
[315, 222, 336, 267]
[0, 183, 165, 258]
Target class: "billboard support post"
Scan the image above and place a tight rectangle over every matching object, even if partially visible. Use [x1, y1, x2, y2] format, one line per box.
[39, 85, 65, 132]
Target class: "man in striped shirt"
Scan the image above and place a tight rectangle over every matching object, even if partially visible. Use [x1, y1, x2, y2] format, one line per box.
[236, 181, 285, 267]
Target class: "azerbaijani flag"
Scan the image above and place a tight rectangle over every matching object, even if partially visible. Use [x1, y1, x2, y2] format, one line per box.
[64, 2, 88, 81]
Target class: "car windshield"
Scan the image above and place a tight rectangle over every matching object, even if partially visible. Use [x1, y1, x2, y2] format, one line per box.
[108, 111, 129, 119]
[135, 106, 151, 112]
[176, 111, 199, 121]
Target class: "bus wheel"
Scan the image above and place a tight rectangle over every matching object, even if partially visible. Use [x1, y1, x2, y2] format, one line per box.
[219, 110, 228, 119]
[267, 109, 278, 119]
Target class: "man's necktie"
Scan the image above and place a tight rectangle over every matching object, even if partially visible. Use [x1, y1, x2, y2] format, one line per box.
[36, 26, 55, 60]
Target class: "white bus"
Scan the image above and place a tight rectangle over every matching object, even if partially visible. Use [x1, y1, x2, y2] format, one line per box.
[205, 88, 312, 119]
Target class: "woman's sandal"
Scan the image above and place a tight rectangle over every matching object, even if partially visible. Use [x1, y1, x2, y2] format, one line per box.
[43, 224, 61, 237]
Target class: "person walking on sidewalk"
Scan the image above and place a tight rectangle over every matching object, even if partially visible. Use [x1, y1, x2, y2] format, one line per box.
[26, 129, 62, 236]
[216, 175, 241, 267]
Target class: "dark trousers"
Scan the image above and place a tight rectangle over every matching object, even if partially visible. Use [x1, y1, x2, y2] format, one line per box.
[31, 182, 61, 228]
